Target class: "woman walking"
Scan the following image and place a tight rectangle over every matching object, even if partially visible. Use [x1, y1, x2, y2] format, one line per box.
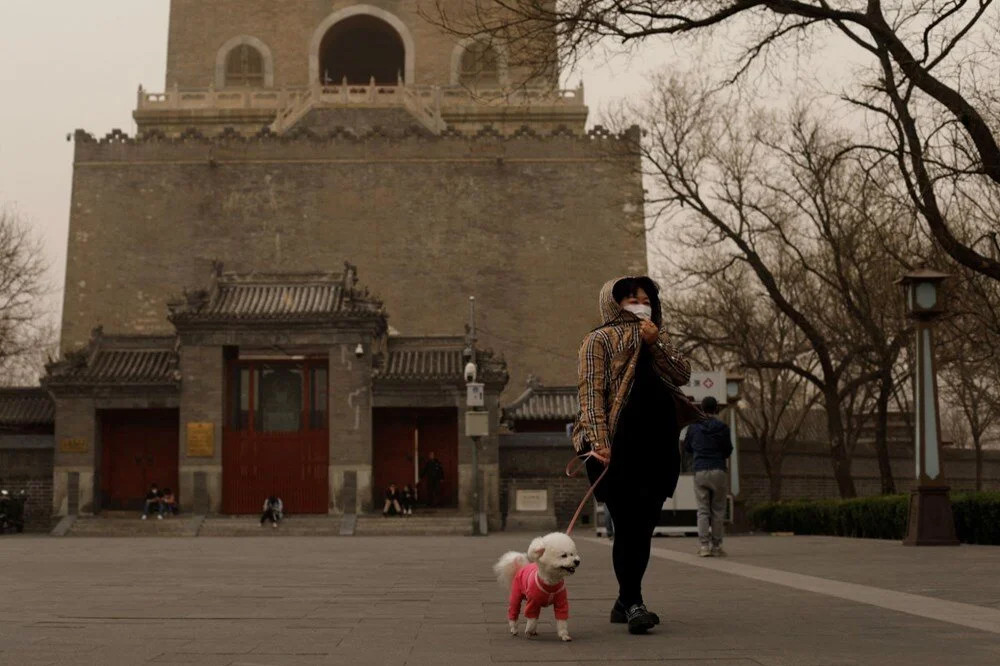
[572, 276, 703, 634]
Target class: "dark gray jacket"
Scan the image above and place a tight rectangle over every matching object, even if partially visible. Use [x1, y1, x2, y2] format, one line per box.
[683, 417, 733, 472]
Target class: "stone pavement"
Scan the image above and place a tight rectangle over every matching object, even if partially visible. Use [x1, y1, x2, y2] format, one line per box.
[1, 533, 999, 665]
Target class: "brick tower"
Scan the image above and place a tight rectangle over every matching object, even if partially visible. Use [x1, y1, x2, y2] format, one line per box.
[47, 0, 647, 523]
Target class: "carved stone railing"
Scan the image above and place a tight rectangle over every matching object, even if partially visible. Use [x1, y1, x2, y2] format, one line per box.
[136, 84, 307, 112]
[269, 81, 447, 134]
[137, 82, 585, 135]
[137, 83, 585, 113]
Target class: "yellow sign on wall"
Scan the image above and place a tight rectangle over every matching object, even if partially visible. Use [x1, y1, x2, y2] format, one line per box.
[59, 438, 88, 453]
[186, 422, 215, 458]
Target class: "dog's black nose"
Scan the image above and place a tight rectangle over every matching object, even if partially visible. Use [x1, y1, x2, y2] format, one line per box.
[573, 559, 581, 566]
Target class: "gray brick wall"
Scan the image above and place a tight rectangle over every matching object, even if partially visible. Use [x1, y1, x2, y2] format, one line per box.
[52, 397, 97, 515]
[738, 439, 1000, 505]
[0, 446, 54, 532]
[63, 133, 646, 402]
[500, 432, 1000, 532]
[178, 345, 225, 513]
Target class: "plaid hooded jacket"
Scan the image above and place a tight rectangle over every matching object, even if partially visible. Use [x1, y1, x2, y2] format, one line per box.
[571, 277, 703, 456]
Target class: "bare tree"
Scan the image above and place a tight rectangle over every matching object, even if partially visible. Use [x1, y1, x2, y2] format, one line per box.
[430, 0, 1000, 281]
[939, 274, 1000, 490]
[616, 76, 927, 496]
[665, 262, 820, 500]
[0, 207, 50, 386]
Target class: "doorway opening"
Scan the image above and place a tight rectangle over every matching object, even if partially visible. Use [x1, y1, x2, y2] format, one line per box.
[319, 15, 406, 85]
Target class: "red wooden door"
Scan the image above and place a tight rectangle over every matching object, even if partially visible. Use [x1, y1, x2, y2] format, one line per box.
[100, 409, 179, 511]
[222, 361, 329, 514]
[373, 408, 458, 507]
[222, 430, 329, 514]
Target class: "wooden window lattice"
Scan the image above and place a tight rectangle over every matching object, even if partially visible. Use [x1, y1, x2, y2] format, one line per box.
[459, 41, 499, 86]
[225, 44, 265, 87]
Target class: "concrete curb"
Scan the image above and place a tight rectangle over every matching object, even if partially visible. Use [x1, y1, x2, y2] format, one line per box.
[50, 515, 76, 537]
[339, 513, 357, 536]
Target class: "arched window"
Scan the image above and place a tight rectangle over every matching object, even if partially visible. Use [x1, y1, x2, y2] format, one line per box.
[225, 44, 265, 87]
[459, 40, 500, 87]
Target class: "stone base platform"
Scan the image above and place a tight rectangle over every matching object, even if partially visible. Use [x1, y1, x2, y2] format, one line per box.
[59, 511, 475, 537]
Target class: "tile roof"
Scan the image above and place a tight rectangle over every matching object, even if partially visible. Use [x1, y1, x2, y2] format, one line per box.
[379, 348, 465, 381]
[206, 281, 344, 319]
[374, 337, 508, 384]
[0, 388, 54, 427]
[503, 384, 579, 422]
[168, 264, 384, 325]
[44, 332, 179, 387]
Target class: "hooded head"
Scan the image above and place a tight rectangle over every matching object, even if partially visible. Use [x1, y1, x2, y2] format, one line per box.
[598, 276, 663, 327]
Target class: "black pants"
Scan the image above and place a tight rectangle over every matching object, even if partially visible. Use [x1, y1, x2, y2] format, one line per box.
[260, 509, 280, 525]
[604, 489, 665, 608]
[425, 482, 440, 507]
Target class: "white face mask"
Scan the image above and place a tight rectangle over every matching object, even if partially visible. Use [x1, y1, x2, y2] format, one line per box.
[623, 303, 652, 321]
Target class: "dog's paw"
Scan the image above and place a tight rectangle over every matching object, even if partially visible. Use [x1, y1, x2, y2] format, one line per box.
[525, 630, 538, 638]
[508, 621, 518, 637]
[556, 620, 571, 642]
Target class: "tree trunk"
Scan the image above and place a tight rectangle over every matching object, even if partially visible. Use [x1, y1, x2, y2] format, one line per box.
[975, 440, 983, 492]
[767, 454, 784, 502]
[825, 389, 857, 498]
[758, 437, 779, 501]
[873, 368, 896, 495]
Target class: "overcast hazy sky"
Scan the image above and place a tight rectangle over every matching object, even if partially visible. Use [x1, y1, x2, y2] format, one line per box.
[0, 1, 857, 336]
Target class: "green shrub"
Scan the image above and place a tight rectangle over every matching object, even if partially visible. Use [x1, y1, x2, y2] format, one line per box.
[835, 496, 908, 539]
[749, 493, 1000, 544]
[750, 495, 907, 539]
[951, 492, 1000, 545]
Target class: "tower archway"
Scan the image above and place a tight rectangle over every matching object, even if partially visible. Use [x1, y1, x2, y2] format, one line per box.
[310, 6, 416, 86]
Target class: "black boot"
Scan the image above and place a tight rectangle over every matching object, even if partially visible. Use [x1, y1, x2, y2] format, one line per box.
[625, 604, 657, 634]
[611, 600, 660, 630]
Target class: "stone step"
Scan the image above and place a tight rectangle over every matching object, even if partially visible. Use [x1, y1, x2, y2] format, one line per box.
[68, 516, 197, 537]
[354, 515, 472, 536]
[198, 516, 343, 537]
[61, 514, 473, 537]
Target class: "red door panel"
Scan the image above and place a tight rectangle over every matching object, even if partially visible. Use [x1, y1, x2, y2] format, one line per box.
[373, 408, 458, 508]
[222, 429, 329, 514]
[221, 360, 329, 514]
[100, 409, 179, 511]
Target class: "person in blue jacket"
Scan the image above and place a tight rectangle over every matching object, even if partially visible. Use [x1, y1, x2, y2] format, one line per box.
[683, 396, 733, 557]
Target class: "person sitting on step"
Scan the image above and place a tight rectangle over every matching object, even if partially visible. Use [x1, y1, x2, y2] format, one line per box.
[383, 483, 403, 517]
[260, 495, 283, 528]
[160, 488, 179, 517]
[400, 484, 416, 516]
[141, 483, 164, 520]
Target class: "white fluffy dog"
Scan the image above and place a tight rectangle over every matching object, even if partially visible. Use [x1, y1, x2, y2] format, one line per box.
[494, 532, 581, 641]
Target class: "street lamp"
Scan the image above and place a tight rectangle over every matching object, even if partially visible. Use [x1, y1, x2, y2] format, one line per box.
[725, 374, 744, 497]
[897, 268, 959, 546]
[464, 296, 488, 536]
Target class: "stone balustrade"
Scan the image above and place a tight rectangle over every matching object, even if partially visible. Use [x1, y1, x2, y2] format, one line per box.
[137, 85, 307, 111]
[136, 82, 586, 113]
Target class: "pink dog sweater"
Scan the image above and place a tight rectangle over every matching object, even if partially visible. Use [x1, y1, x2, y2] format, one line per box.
[507, 562, 569, 621]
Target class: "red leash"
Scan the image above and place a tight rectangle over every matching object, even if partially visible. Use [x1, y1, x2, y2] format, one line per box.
[564, 452, 609, 536]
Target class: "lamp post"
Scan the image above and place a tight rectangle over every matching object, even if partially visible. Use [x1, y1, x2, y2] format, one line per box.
[464, 296, 488, 536]
[726, 374, 744, 498]
[897, 268, 959, 546]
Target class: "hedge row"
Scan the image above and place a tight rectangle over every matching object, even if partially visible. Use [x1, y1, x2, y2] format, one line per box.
[749, 492, 1000, 545]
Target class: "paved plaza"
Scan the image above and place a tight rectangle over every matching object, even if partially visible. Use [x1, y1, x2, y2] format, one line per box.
[1, 533, 999, 665]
